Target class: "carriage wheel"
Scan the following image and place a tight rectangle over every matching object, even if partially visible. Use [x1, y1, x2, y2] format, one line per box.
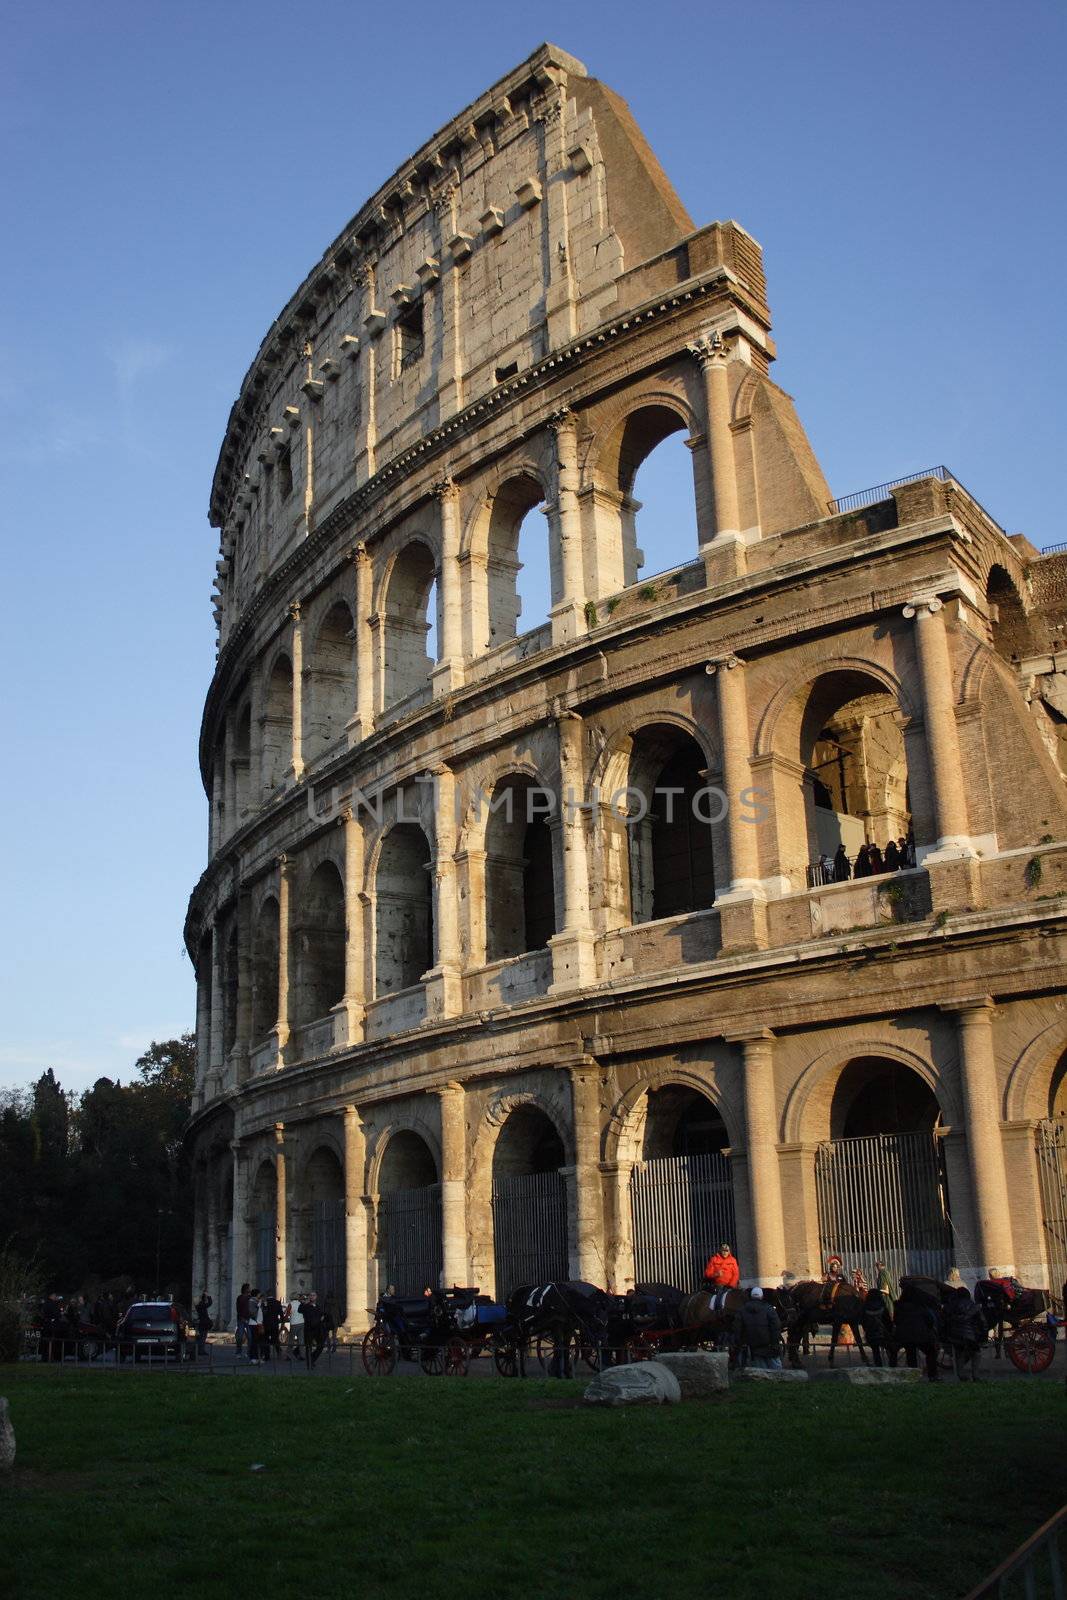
[626, 1331, 658, 1363]
[420, 1344, 445, 1376]
[361, 1325, 397, 1376]
[278, 1326, 290, 1349]
[1007, 1322, 1055, 1375]
[443, 1338, 469, 1377]
[78, 1338, 102, 1363]
[492, 1336, 519, 1378]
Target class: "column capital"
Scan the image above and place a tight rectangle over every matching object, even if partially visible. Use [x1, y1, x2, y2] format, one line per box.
[903, 595, 943, 619]
[348, 540, 369, 565]
[686, 329, 730, 370]
[431, 475, 459, 502]
[705, 653, 745, 675]
[434, 1079, 466, 1099]
[288, 600, 302, 624]
[941, 995, 995, 1019]
[546, 404, 574, 435]
[273, 1121, 285, 1146]
[342, 1103, 364, 1126]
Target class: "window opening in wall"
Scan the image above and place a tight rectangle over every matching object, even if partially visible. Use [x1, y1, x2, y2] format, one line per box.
[494, 361, 519, 383]
[426, 576, 438, 662]
[514, 502, 550, 636]
[397, 300, 424, 370]
[629, 427, 697, 582]
[277, 444, 294, 502]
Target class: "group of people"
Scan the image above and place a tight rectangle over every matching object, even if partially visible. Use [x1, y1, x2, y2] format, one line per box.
[201, 1283, 342, 1365]
[811, 833, 918, 886]
[36, 1287, 150, 1343]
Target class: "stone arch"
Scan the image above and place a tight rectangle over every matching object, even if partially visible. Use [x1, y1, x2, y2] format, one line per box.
[250, 894, 280, 1042]
[1004, 1023, 1067, 1121]
[303, 598, 356, 763]
[292, 858, 346, 1027]
[368, 1120, 442, 1197]
[302, 1138, 344, 1192]
[373, 822, 433, 995]
[464, 467, 550, 651]
[481, 771, 560, 961]
[261, 651, 293, 793]
[782, 1039, 956, 1147]
[730, 365, 761, 426]
[754, 656, 914, 757]
[985, 562, 1039, 663]
[232, 698, 252, 818]
[378, 537, 438, 708]
[579, 386, 699, 492]
[607, 1066, 741, 1167]
[369, 1122, 442, 1297]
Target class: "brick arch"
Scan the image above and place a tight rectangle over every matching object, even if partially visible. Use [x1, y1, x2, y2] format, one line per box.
[578, 383, 700, 494]
[754, 654, 915, 759]
[459, 759, 558, 853]
[366, 1116, 441, 1197]
[781, 1039, 958, 1147]
[590, 712, 719, 801]
[605, 1065, 741, 1166]
[1003, 1022, 1067, 1122]
[460, 460, 549, 560]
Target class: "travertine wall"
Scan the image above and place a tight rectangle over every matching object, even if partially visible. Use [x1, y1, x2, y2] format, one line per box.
[187, 45, 1067, 1326]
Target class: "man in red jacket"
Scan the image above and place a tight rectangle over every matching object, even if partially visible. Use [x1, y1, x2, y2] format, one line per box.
[703, 1243, 740, 1306]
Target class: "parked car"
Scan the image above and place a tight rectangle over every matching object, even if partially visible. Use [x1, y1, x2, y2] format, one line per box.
[115, 1300, 190, 1362]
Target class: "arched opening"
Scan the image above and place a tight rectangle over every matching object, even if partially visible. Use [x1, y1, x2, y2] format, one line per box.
[376, 1131, 441, 1297]
[293, 860, 345, 1027]
[212, 730, 226, 843]
[1051, 1053, 1067, 1121]
[481, 473, 548, 648]
[262, 654, 293, 793]
[374, 824, 433, 995]
[222, 919, 239, 1058]
[484, 775, 558, 961]
[779, 670, 913, 885]
[250, 1158, 277, 1295]
[987, 565, 1037, 664]
[383, 542, 437, 708]
[593, 404, 694, 593]
[816, 1057, 951, 1281]
[304, 601, 356, 763]
[1036, 1053, 1067, 1294]
[232, 702, 251, 819]
[624, 725, 717, 923]
[491, 1105, 569, 1295]
[251, 896, 280, 1043]
[629, 1084, 735, 1291]
[305, 1146, 345, 1317]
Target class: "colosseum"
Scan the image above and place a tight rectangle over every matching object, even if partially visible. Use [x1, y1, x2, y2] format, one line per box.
[185, 43, 1067, 1328]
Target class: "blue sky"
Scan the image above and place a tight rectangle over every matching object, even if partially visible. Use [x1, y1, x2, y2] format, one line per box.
[2, 1, 1063, 1093]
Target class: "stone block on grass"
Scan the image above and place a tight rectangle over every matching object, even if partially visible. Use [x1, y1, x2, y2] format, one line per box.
[652, 1351, 729, 1397]
[583, 1360, 681, 1406]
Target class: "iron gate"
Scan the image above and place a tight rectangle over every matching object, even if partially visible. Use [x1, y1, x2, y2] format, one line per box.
[255, 1209, 276, 1295]
[816, 1131, 952, 1284]
[378, 1185, 442, 1297]
[1035, 1118, 1067, 1299]
[311, 1197, 346, 1315]
[629, 1152, 736, 1291]
[492, 1170, 569, 1298]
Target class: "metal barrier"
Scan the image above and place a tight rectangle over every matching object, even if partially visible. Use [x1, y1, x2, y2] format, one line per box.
[829, 466, 950, 516]
[962, 1504, 1065, 1599]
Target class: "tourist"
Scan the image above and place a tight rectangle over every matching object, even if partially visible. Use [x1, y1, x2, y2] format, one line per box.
[194, 1291, 213, 1357]
[322, 1290, 341, 1353]
[833, 843, 851, 881]
[262, 1292, 282, 1359]
[943, 1283, 985, 1382]
[867, 842, 884, 875]
[703, 1242, 740, 1304]
[884, 839, 900, 872]
[732, 1286, 782, 1369]
[854, 844, 872, 879]
[874, 1260, 896, 1317]
[235, 1282, 251, 1359]
[248, 1289, 264, 1363]
[298, 1291, 325, 1366]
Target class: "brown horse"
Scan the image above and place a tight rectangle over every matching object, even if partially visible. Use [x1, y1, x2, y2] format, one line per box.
[784, 1280, 868, 1367]
[679, 1287, 748, 1348]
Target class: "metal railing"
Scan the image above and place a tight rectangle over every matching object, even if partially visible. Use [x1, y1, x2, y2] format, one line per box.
[1041, 541, 1067, 557]
[829, 466, 950, 516]
[962, 1504, 1065, 1599]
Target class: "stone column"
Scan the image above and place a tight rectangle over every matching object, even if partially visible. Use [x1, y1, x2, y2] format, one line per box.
[431, 479, 464, 694]
[229, 1139, 246, 1315]
[208, 922, 224, 1082]
[336, 807, 366, 1044]
[549, 710, 597, 990]
[903, 597, 972, 858]
[689, 333, 744, 581]
[569, 1062, 604, 1283]
[424, 764, 463, 1020]
[707, 655, 766, 952]
[547, 408, 586, 644]
[347, 542, 375, 744]
[274, 1123, 288, 1302]
[194, 946, 211, 1105]
[945, 999, 1015, 1274]
[191, 1170, 207, 1300]
[731, 1029, 787, 1282]
[205, 1171, 220, 1316]
[437, 1083, 469, 1289]
[233, 890, 252, 1083]
[342, 1106, 370, 1332]
[289, 602, 305, 781]
[273, 855, 292, 1066]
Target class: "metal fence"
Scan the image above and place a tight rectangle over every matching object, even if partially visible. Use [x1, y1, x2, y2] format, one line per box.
[630, 1151, 736, 1292]
[255, 1210, 275, 1295]
[816, 1131, 953, 1284]
[378, 1184, 442, 1297]
[1036, 1119, 1067, 1301]
[829, 466, 950, 515]
[311, 1198, 346, 1316]
[492, 1169, 569, 1298]
[962, 1503, 1065, 1599]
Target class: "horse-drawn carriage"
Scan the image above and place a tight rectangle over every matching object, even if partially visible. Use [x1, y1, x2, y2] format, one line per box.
[975, 1280, 1056, 1374]
[361, 1287, 511, 1376]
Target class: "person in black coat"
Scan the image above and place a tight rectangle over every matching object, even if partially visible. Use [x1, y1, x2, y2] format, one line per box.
[884, 840, 900, 872]
[731, 1287, 783, 1370]
[261, 1294, 282, 1360]
[833, 844, 851, 882]
[298, 1292, 325, 1366]
[194, 1292, 213, 1357]
[854, 844, 872, 879]
[943, 1286, 986, 1381]
[889, 1283, 940, 1380]
[861, 1288, 891, 1367]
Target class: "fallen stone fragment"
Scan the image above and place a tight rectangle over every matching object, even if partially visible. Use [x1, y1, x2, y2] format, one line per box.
[583, 1361, 681, 1406]
[652, 1351, 729, 1397]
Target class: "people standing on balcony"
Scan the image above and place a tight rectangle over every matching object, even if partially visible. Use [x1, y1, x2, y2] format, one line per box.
[833, 844, 851, 882]
[867, 843, 884, 875]
[854, 844, 872, 878]
[884, 839, 901, 872]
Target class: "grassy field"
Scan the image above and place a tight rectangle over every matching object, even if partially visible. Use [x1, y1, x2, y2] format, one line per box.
[0, 1367, 1064, 1600]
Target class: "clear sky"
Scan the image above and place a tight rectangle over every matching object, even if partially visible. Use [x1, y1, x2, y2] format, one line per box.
[2, 0, 1064, 1093]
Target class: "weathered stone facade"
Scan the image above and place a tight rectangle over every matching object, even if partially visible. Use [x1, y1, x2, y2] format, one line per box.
[186, 44, 1067, 1330]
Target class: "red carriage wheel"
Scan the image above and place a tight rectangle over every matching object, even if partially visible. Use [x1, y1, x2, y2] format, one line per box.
[443, 1338, 469, 1377]
[420, 1344, 445, 1375]
[626, 1331, 658, 1363]
[361, 1325, 397, 1376]
[492, 1335, 519, 1377]
[1007, 1322, 1055, 1374]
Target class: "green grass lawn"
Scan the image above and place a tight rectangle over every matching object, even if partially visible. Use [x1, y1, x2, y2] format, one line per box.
[1, 1367, 1064, 1600]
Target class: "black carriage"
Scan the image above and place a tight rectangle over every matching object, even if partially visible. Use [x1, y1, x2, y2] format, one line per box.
[975, 1280, 1057, 1374]
[361, 1287, 510, 1376]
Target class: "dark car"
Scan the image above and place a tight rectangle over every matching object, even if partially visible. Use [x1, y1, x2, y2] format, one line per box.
[115, 1300, 190, 1362]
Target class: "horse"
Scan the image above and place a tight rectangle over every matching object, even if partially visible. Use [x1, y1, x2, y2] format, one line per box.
[678, 1286, 749, 1351]
[504, 1281, 610, 1376]
[782, 1280, 868, 1367]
